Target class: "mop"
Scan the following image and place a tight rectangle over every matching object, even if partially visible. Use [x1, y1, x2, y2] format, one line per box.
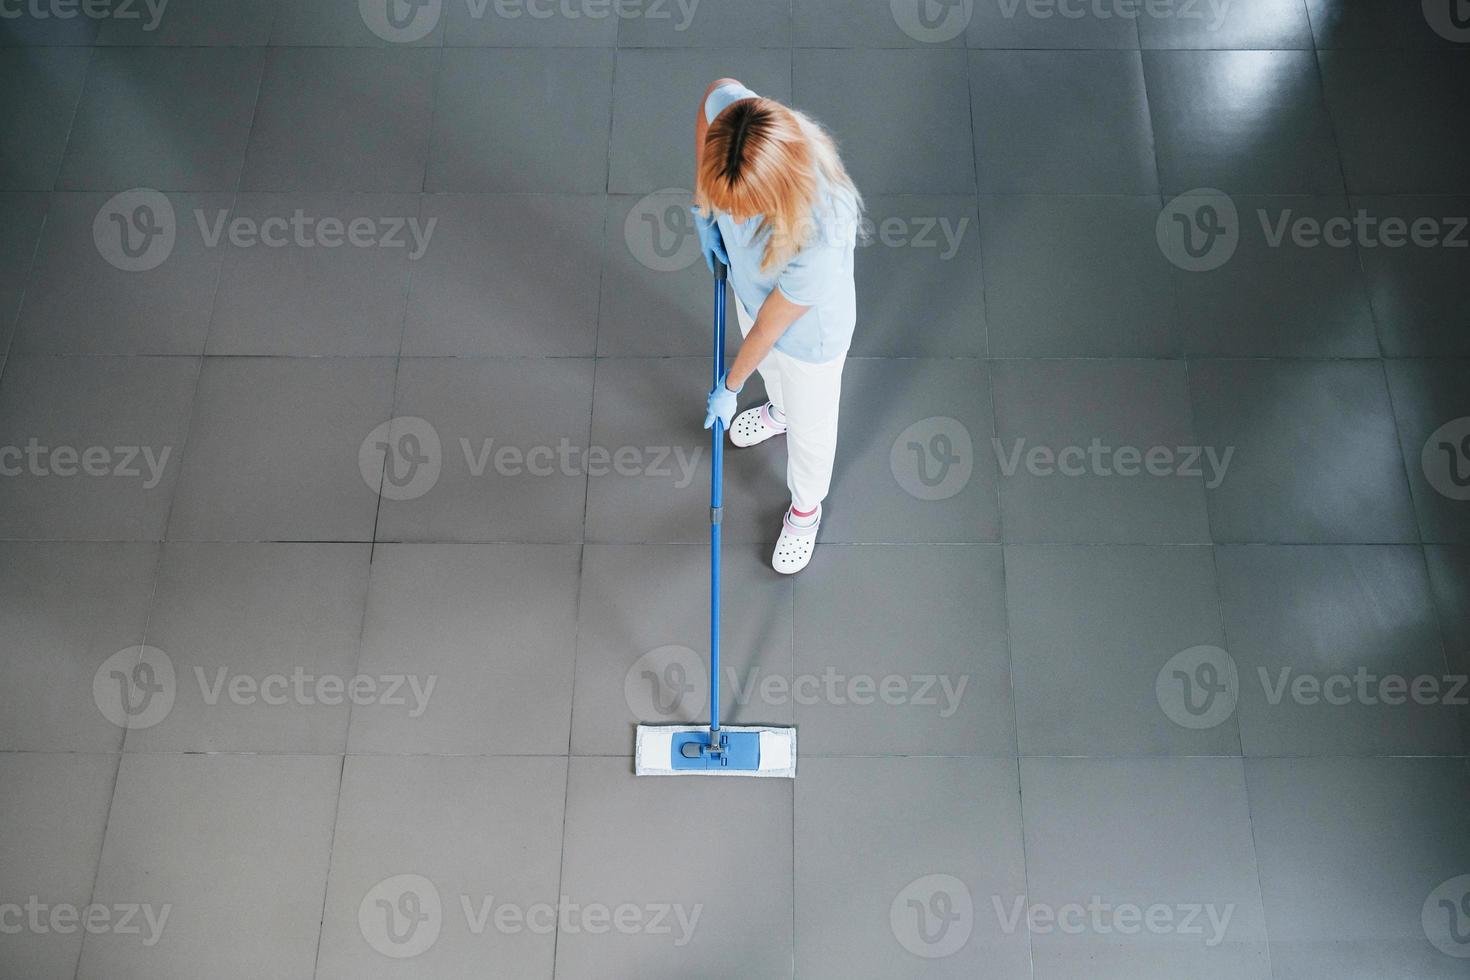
[634, 257, 797, 778]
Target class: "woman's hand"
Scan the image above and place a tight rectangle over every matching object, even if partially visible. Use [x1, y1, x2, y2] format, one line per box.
[704, 373, 741, 431]
[691, 208, 728, 274]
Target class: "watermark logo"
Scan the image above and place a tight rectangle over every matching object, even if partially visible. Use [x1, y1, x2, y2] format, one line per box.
[94, 189, 176, 273]
[994, 438, 1233, 488]
[891, 417, 973, 501]
[359, 876, 701, 956]
[361, 417, 443, 501]
[891, 874, 973, 959]
[360, 418, 703, 501]
[995, 0, 1233, 30]
[0, 0, 169, 31]
[359, 0, 441, 41]
[1422, 417, 1470, 501]
[1423, 0, 1470, 43]
[1424, 875, 1470, 958]
[625, 645, 707, 719]
[360, 874, 443, 958]
[0, 898, 171, 946]
[625, 189, 701, 273]
[993, 895, 1236, 946]
[1157, 190, 1239, 272]
[93, 646, 176, 730]
[891, 0, 972, 42]
[481, 0, 701, 30]
[0, 439, 173, 488]
[1156, 645, 1238, 730]
[1161, 190, 1469, 271]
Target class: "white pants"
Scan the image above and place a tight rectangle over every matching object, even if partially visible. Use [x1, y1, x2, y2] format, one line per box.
[735, 302, 847, 513]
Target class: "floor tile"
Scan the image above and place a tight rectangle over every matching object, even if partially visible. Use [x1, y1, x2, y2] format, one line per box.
[608, 47, 790, 193]
[0, 192, 48, 343]
[426, 49, 613, 192]
[597, 191, 734, 356]
[373, 358, 593, 542]
[850, 194, 985, 357]
[1424, 545, 1470, 750]
[796, 0, 970, 47]
[798, 48, 976, 194]
[980, 196, 1179, 356]
[1167, 194, 1379, 357]
[1386, 359, 1470, 543]
[1021, 758, 1270, 980]
[1137, 0, 1313, 48]
[568, 543, 793, 754]
[991, 359, 1211, 543]
[0, 48, 91, 190]
[1144, 50, 1344, 194]
[16, 191, 231, 355]
[1305, 0, 1467, 48]
[348, 543, 581, 753]
[1318, 51, 1470, 194]
[1246, 757, 1470, 979]
[242, 48, 437, 192]
[76, 753, 339, 980]
[793, 544, 1014, 755]
[555, 757, 793, 979]
[316, 756, 566, 980]
[826, 358, 1001, 543]
[167, 357, 395, 541]
[271, 0, 447, 45]
[1189, 359, 1419, 543]
[0, 355, 197, 540]
[0, 542, 158, 751]
[403, 194, 602, 356]
[970, 50, 1157, 194]
[1425, 545, 1470, 673]
[443, 0, 617, 45]
[204, 191, 419, 355]
[58, 48, 264, 192]
[620, 0, 790, 46]
[1216, 544, 1464, 756]
[124, 542, 372, 753]
[1354, 196, 1470, 356]
[0, 753, 116, 980]
[97, 0, 277, 45]
[965, 0, 1141, 48]
[1006, 544, 1238, 756]
[583, 356, 779, 543]
[796, 757, 1029, 978]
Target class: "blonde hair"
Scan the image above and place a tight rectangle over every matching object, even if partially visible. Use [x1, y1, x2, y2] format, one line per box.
[695, 97, 862, 274]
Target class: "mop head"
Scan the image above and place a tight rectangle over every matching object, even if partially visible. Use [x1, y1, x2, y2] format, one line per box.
[635, 725, 796, 778]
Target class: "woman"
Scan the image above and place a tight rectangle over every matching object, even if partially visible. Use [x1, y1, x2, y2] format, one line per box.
[693, 77, 862, 575]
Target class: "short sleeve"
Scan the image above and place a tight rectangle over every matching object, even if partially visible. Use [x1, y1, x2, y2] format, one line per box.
[704, 81, 760, 124]
[776, 214, 854, 307]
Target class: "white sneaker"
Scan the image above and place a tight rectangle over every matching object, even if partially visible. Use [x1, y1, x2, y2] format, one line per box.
[772, 505, 820, 575]
[729, 402, 786, 448]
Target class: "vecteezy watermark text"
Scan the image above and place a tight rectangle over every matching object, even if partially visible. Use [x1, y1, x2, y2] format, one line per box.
[0, 898, 170, 947]
[361, 417, 702, 502]
[358, 875, 701, 959]
[1159, 189, 1469, 272]
[0, 0, 169, 31]
[94, 189, 437, 272]
[0, 440, 172, 489]
[994, 437, 1234, 489]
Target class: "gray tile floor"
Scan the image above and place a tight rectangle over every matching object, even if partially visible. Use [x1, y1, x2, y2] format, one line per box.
[1, 1, 1468, 978]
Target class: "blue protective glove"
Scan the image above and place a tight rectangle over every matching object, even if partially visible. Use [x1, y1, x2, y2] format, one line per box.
[704, 373, 741, 431]
[690, 207, 728, 274]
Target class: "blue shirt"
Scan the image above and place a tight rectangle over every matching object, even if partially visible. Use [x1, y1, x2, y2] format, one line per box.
[703, 82, 858, 364]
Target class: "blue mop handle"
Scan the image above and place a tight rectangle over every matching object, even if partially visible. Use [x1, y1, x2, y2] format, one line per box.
[710, 258, 727, 745]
